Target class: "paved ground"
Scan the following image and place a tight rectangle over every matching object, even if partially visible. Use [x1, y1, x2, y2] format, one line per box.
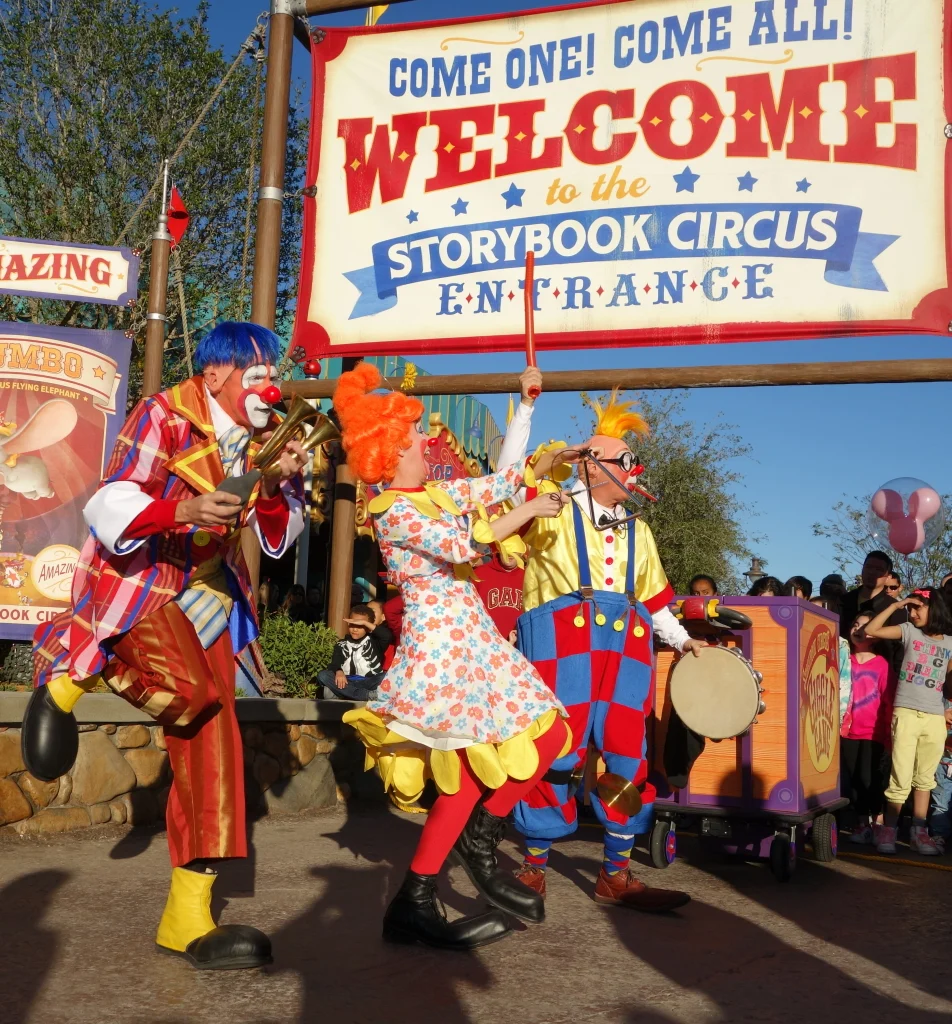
[1, 805, 951, 1024]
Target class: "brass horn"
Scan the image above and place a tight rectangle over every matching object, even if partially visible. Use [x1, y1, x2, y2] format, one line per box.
[217, 395, 341, 505]
[252, 394, 340, 473]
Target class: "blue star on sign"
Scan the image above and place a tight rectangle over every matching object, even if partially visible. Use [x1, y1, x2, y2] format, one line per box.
[673, 166, 700, 193]
[501, 182, 525, 209]
[451, 197, 469, 216]
[737, 171, 757, 192]
[406, 210, 419, 223]
[796, 178, 812, 193]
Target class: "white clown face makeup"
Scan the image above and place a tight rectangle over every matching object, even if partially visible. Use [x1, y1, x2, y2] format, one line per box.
[238, 363, 281, 429]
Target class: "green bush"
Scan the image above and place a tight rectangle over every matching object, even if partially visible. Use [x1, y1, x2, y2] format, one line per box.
[258, 614, 338, 698]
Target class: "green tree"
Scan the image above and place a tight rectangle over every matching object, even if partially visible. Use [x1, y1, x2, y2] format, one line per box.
[0, 0, 309, 402]
[812, 495, 952, 588]
[575, 391, 755, 594]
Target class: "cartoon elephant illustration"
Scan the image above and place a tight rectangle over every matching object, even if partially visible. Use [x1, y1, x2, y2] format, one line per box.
[0, 399, 79, 500]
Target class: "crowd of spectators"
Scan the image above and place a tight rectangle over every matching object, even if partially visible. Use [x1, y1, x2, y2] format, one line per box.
[689, 552, 952, 857]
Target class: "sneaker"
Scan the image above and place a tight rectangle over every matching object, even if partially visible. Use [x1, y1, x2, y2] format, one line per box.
[934, 836, 947, 854]
[849, 825, 873, 845]
[910, 826, 940, 856]
[876, 825, 898, 854]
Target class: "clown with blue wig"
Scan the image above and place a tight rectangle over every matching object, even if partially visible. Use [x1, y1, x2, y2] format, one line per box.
[21, 322, 306, 970]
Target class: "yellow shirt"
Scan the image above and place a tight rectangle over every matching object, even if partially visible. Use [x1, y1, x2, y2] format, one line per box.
[522, 491, 672, 613]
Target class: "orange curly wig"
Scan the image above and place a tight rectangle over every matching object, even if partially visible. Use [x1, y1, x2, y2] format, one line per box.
[333, 362, 424, 485]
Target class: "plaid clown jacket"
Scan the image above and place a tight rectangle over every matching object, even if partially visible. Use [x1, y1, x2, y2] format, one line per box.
[34, 376, 304, 686]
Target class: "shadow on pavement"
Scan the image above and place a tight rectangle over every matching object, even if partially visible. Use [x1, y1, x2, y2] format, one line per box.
[0, 869, 69, 1024]
[272, 862, 493, 1024]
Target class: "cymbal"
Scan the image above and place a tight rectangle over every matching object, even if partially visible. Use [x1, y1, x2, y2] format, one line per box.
[595, 772, 643, 817]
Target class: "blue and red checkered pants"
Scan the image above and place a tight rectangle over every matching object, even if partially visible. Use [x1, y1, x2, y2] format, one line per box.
[512, 590, 655, 840]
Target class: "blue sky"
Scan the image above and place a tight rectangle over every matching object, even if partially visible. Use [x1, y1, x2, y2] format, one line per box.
[174, 0, 952, 589]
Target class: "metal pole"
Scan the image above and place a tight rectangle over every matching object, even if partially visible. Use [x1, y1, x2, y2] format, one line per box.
[305, 0, 414, 14]
[142, 160, 172, 398]
[283, 358, 952, 400]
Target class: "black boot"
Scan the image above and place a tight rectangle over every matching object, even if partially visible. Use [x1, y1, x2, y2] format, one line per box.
[452, 805, 545, 923]
[21, 686, 79, 782]
[383, 870, 512, 950]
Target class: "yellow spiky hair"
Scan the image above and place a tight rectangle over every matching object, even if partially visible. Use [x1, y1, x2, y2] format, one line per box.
[585, 389, 649, 440]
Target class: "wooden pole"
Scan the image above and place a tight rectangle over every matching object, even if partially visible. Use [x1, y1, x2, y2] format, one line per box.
[283, 358, 952, 400]
[325, 357, 359, 637]
[327, 460, 357, 638]
[246, 2, 297, 597]
[142, 160, 172, 398]
[250, 6, 294, 329]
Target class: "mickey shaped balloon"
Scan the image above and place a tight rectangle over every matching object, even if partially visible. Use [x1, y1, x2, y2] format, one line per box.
[866, 477, 945, 555]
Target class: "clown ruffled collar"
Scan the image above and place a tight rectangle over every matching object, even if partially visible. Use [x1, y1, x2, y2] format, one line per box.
[368, 483, 462, 520]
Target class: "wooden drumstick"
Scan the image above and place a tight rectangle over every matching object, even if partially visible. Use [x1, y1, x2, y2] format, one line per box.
[524, 251, 541, 399]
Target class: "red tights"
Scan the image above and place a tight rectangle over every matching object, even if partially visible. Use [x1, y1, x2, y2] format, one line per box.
[409, 718, 568, 875]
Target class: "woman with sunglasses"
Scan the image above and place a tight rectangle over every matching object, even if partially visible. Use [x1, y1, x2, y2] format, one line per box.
[864, 588, 952, 855]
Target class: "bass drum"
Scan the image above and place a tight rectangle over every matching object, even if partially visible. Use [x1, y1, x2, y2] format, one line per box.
[669, 645, 764, 740]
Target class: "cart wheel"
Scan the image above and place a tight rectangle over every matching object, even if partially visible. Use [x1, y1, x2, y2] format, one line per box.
[650, 820, 677, 869]
[811, 812, 838, 862]
[769, 834, 795, 882]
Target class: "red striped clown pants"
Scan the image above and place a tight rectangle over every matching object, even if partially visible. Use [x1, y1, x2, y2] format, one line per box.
[104, 602, 246, 867]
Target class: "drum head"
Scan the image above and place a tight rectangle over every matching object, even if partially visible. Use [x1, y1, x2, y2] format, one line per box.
[669, 646, 761, 740]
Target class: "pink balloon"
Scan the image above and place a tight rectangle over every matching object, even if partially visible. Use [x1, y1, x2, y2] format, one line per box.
[869, 486, 940, 555]
[908, 487, 942, 522]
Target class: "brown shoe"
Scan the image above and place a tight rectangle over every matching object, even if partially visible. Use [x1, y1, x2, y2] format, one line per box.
[593, 868, 690, 912]
[513, 865, 546, 899]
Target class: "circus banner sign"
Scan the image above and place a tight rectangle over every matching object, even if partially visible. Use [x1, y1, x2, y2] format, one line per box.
[296, 0, 952, 357]
[0, 236, 139, 306]
[0, 324, 131, 640]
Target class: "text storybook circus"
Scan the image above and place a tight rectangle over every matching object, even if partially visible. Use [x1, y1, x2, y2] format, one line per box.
[292, 0, 952, 359]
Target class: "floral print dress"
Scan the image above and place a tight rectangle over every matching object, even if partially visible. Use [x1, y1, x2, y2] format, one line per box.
[343, 461, 566, 801]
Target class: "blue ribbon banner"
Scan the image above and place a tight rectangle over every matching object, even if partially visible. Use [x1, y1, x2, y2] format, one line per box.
[346, 203, 897, 319]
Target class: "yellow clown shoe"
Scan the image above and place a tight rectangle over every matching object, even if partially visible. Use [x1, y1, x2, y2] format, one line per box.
[21, 675, 99, 782]
[156, 867, 273, 971]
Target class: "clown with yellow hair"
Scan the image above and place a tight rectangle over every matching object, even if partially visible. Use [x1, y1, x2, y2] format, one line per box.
[511, 390, 704, 912]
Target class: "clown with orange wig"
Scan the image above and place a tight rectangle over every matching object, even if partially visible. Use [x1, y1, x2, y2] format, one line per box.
[512, 391, 703, 913]
[333, 362, 575, 950]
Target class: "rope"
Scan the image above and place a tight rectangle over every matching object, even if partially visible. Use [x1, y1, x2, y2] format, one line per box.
[57, 12, 268, 332]
[238, 56, 265, 314]
[114, 14, 268, 247]
[172, 247, 193, 376]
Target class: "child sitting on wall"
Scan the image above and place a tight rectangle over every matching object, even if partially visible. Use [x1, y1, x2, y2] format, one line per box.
[318, 604, 393, 701]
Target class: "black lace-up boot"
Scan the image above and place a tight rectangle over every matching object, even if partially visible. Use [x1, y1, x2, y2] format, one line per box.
[452, 805, 545, 923]
[382, 870, 512, 950]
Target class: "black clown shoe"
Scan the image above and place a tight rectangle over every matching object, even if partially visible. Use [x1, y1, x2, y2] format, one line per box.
[451, 805, 545, 923]
[383, 870, 512, 950]
[21, 685, 79, 782]
[155, 867, 273, 971]
[157, 924, 273, 971]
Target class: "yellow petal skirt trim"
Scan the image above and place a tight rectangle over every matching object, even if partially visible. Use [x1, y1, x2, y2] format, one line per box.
[343, 707, 570, 805]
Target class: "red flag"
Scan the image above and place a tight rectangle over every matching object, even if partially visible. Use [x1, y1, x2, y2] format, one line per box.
[167, 186, 190, 249]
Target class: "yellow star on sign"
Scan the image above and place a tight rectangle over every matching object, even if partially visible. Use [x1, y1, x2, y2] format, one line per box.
[93, 366, 106, 379]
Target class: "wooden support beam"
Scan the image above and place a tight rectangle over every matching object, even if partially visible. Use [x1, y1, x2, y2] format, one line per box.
[284, 359, 952, 400]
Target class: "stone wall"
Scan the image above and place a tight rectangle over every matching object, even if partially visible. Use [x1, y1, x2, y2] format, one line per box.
[0, 694, 380, 836]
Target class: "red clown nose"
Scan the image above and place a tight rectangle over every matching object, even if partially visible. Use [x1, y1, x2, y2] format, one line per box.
[261, 385, 282, 406]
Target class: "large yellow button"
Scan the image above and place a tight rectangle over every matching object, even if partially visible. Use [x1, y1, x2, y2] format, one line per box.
[613, 619, 625, 632]
[633, 625, 645, 637]
[595, 613, 607, 626]
[573, 615, 585, 628]
[194, 530, 211, 547]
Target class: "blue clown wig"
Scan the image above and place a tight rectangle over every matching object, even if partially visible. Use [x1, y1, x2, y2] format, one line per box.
[194, 321, 282, 372]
